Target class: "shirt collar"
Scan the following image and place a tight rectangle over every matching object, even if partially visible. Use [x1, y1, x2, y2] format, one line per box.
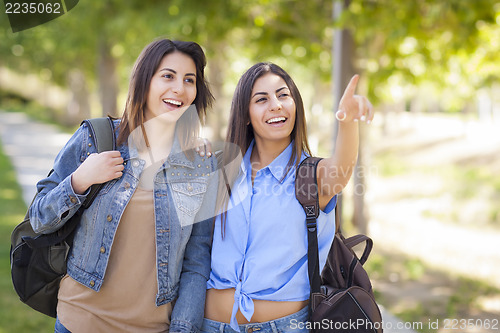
[241, 140, 295, 183]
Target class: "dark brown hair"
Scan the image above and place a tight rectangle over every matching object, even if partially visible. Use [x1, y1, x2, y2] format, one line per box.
[218, 62, 311, 236]
[117, 38, 214, 151]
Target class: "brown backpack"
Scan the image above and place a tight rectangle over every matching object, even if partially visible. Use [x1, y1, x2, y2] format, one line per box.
[295, 157, 383, 333]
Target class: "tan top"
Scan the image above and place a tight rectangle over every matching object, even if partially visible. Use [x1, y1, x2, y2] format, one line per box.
[57, 187, 171, 333]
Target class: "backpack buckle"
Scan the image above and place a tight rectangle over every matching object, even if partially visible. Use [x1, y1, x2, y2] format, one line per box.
[306, 216, 317, 232]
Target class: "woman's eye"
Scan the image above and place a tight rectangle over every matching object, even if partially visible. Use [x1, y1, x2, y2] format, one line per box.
[185, 78, 195, 84]
[163, 74, 173, 79]
[256, 97, 267, 103]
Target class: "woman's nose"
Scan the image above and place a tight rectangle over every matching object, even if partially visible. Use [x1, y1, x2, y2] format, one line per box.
[269, 97, 282, 111]
[171, 79, 185, 94]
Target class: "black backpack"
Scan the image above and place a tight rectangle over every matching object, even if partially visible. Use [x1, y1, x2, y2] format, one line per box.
[295, 157, 383, 333]
[10, 117, 115, 318]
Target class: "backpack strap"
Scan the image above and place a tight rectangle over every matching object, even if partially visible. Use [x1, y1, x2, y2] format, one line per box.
[80, 117, 116, 209]
[84, 117, 116, 153]
[295, 156, 323, 295]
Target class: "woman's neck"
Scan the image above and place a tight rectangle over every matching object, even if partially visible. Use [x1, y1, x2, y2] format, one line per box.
[139, 118, 176, 166]
[250, 138, 291, 172]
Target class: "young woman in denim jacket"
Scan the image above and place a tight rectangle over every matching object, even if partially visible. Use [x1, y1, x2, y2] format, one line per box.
[203, 63, 374, 332]
[30, 39, 218, 333]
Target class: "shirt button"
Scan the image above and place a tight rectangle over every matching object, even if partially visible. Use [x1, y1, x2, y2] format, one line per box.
[106, 215, 112, 222]
[132, 160, 139, 167]
[100, 246, 106, 253]
[70, 197, 77, 204]
[187, 185, 193, 192]
[89, 280, 95, 287]
[124, 182, 130, 189]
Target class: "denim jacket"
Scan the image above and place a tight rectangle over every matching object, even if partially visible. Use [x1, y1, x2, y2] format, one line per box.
[29, 120, 218, 332]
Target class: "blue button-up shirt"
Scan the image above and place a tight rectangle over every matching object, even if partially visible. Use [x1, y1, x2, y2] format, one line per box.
[207, 141, 336, 330]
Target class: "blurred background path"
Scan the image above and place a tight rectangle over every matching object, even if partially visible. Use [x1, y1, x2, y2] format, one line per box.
[0, 111, 70, 206]
[368, 112, 500, 290]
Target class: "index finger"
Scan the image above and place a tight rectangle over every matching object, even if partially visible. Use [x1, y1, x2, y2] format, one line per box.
[340, 74, 360, 101]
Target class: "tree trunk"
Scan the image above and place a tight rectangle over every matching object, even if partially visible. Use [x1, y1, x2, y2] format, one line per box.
[333, 0, 369, 234]
[206, 48, 226, 142]
[64, 69, 91, 126]
[98, 38, 118, 117]
[353, 124, 369, 234]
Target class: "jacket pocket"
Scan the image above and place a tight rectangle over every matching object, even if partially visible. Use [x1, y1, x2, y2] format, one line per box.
[170, 181, 207, 216]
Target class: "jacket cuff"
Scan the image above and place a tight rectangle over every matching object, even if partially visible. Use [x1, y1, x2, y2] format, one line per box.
[170, 320, 198, 333]
[61, 174, 88, 208]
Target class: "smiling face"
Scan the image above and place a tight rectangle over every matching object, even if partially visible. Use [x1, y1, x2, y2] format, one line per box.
[145, 51, 197, 122]
[249, 73, 296, 148]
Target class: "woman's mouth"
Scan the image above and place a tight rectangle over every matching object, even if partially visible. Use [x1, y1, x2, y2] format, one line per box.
[162, 98, 183, 108]
[266, 116, 287, 126]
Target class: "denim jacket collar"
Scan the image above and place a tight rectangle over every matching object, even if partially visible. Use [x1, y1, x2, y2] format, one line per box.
[116, 126, 195, 170]
[166, 134, 196, 169]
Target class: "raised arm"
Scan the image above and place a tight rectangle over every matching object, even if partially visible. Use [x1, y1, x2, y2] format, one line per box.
[317, 75, 374, 210]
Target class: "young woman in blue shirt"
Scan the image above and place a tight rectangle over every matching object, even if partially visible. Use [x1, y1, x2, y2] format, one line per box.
[30, 38, 218, 332]
[203, 63, 374, 332]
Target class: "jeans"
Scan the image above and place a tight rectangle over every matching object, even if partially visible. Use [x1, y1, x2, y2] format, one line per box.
[201, 306, 309, 333]
[54, 318, 71, 333]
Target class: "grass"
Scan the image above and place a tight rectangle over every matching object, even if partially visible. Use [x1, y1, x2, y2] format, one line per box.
[0, 141, 55, 332]
[372, 152, 411, 177]
[365, 250, 500, 333]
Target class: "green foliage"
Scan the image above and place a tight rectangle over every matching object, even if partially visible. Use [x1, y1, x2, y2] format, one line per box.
[373, 152, 409, 177]
[0, 142, 55, 332]
[344, 0, 500, 107]
[1, 0, 500, 120]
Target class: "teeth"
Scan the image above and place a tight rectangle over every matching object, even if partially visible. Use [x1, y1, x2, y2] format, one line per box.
[266, 117, 286, 124]
[163, 99, 182, 106]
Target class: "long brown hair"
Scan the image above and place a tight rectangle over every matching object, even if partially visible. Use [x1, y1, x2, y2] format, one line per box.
[218, 62, 311, 236]
[117, 38, 214, 152]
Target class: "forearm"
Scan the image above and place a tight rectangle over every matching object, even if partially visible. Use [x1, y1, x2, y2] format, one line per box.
[170, 271, 207, 332]
[317, 74, 372, 201]
[333, 120, 359, 181]
[318, 121, 359, 199]
[170, 217, 212, 332]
